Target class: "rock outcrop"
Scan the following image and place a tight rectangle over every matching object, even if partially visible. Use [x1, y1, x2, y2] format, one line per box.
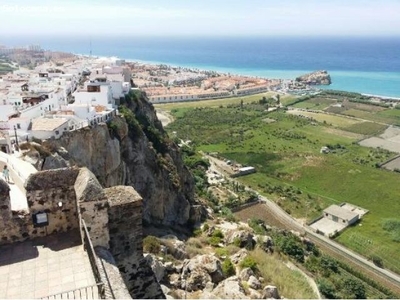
[42, 91, 203, 229]
[181, 254, 225, 291]
[295, 70, 331, 85]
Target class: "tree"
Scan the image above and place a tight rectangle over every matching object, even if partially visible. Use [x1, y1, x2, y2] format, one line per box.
[340, 278, 366, 299]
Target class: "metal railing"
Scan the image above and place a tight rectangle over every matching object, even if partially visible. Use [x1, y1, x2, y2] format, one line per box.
[41, 283, 103, 300]
[81, 219, 106, 298]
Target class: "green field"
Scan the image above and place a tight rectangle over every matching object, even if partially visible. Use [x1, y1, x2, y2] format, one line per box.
[164, 98, 400, 274]
[154, 92, 296, 111]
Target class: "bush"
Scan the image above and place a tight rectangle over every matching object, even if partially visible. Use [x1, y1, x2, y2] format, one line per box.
[143, 236, 161, 254]
[212, 229, 224, 239]
[208, 236, 222, 247]
[222, 258, 236, 277]
[340, 277, 366, 299]
[318, 278, 337, 299]
[370, 255, 384, 268]
[320, 256, 339, 274]
[202, 223, 210, 232]
[239, 256, 258, 272]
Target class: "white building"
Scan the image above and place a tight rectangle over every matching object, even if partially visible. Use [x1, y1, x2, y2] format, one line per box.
[73, 83, 114, 109]
[31, 117, 70, 140]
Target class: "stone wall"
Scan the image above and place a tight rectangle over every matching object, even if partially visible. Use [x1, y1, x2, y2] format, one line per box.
[0, 168, 81, 244]
[0, 178, 11, 223]
[0, 167, 164, 299]
[105, 186, 165, 299]
[75, 168, 110, 248]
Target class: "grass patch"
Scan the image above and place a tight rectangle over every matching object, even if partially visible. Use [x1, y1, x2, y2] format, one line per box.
[154, 92, 295, 111]
[342, 122, 387, 136]
[250, 249, 317, 299]
[165, 97, 400, 275]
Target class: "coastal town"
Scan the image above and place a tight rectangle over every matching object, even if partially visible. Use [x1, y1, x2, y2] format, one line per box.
[0, 44, 323, 154]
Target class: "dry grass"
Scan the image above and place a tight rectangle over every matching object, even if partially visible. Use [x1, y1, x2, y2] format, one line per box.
[250, 248, 317, 299]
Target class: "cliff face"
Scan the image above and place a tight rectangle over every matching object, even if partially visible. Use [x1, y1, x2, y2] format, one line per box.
[295, 70, 331, 85]
[45, 91, 199, 228]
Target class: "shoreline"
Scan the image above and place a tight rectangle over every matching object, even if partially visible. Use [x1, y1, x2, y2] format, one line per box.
[74, 53, 400, 99]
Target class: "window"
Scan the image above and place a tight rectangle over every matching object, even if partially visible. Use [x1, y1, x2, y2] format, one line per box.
[55, 130, 59, 135]
[17, 124, 21, 129]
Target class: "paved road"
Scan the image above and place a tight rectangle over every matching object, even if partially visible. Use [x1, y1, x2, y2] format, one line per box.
[260, 195, 400, 294]
[205, 153, 400, 294]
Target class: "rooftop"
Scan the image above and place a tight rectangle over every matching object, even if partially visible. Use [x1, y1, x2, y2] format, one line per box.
[31, 117, 69, 132]
[323, 204, 359, 221]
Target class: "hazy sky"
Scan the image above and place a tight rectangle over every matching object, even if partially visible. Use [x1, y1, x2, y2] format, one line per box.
[1, 0, 400, 37]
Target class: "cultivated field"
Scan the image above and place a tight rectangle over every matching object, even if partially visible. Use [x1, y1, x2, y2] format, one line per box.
[163, 92, 400, 275]
[359, 126, 400, 153]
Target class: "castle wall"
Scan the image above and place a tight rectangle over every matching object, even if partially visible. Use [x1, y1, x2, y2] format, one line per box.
[75, 168, 110, 248]
[0, 169, 80, 244]
[105, 186, 164, 299]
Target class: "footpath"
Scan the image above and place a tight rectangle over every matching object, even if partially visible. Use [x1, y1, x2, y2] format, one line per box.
[0, 151, 37, 211]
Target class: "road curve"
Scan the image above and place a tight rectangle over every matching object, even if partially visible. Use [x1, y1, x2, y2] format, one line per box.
[204, 154, 400, 294]
[260, 196, 400, 294]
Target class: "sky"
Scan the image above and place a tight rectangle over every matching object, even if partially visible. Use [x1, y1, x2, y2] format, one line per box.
[1, 0, 400, 37]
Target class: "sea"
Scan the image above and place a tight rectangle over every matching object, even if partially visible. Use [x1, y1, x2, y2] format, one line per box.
[3, 36, 400, 98]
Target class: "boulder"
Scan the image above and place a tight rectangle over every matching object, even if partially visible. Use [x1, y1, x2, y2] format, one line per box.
[182, 268, 212, 292]
[248, 276, 261, 290]
[181, 254, 225, 291]
[225, 230, 255, 249]
[255, 235, 274, 253]
[161, 235, 188, 260]
[239, 268, 254, 282]
[164, 261, 174, 272]
[42, 152, 69, 170]
[262, 285, 280, 299]
[230, 249, 249, 265]
[212, 276, 250, 299]
[144, 254, 166, 283]
[248, 288, 262, 299]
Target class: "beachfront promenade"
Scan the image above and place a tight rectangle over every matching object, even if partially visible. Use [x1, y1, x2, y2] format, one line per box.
[0, 151, 37, 211]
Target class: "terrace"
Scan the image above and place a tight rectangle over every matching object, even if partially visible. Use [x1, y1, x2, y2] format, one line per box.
[0, 227, 103, 299]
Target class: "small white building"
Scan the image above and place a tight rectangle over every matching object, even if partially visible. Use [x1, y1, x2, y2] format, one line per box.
[323, 204, 359, 226]
[31, 117, 69, 140]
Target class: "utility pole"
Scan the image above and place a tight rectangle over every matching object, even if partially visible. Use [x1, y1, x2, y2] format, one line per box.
[13, 125, 19, 151]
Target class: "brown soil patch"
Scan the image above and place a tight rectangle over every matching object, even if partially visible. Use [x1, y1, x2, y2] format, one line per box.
[302, 155, 325, 167]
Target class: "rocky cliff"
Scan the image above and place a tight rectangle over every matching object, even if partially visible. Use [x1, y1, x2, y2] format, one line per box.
[295, 70, 331, 85]
[39, 91, 202, 229]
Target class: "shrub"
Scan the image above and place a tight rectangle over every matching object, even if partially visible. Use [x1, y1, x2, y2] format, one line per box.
[239, 256, 258, 272]
[202, 223, 210, 232]
[208, 236, 222, 247]
[320, 256, 339, 274]
[215, 248, 229, 258]
[318, 278, 337, 299]
[192, 228, 202, 237]
[143, 236, 161, 254]
[212, 229, 224, 239]
[233, 237, 242, 248]
[370, 255, 384, 268]
[222, 258, 236, 277]
[340, 277, 366, 299]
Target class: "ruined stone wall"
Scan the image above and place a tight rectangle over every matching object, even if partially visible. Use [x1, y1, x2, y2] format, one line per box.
[75, 168, 110, 248]
[105, 186, 164, 299]
[0, 169, 81, 245]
